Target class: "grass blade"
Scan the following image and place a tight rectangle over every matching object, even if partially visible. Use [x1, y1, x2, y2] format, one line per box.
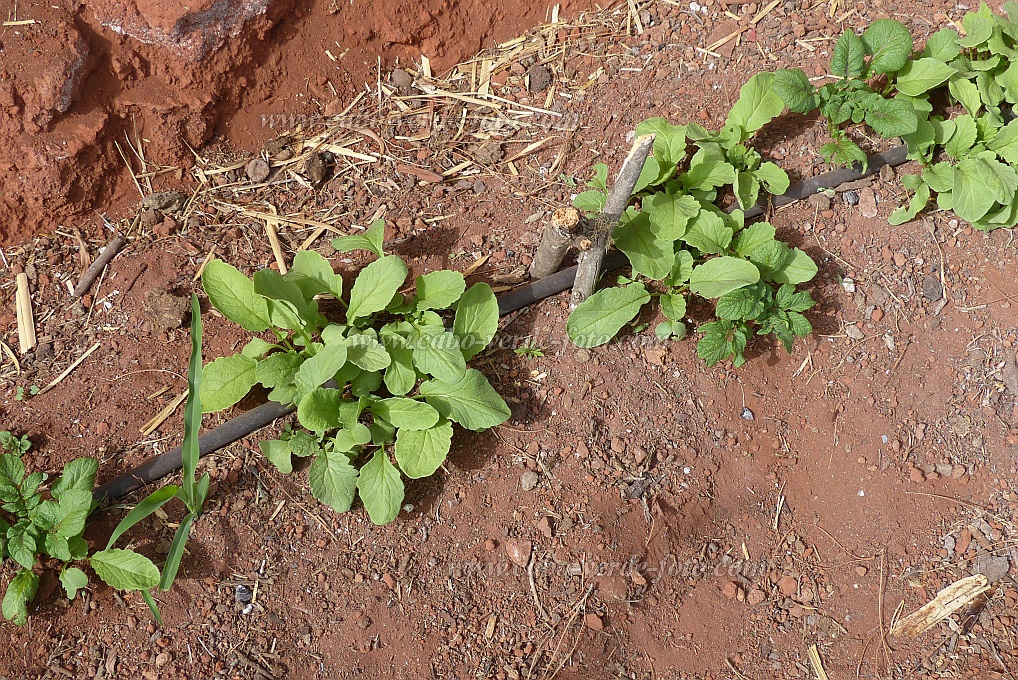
[105, 485, 181, 550]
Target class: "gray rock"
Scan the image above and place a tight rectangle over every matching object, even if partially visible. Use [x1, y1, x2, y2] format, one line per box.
[921, 275, 943, 301]
[520, 470, 539, 492]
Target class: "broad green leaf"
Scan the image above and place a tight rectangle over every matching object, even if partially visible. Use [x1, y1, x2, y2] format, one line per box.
[295, 346, 350, 392]
[831, 30, 867, 79]
[635, 118, 689, 166]
[614, 211, 673, 280]
[644, 192, 699, 241]
[256, 351, 302, 389]
[253, 267, 310, 319]
[895, 58, 957, 96]
[862, 18, 913, 74]
[660, 293, 687, 321]
[753, 162, 789, 195]
[923, 163, 955, 192]
[297, 388, 345, 432]
[383, 344, 416, 396]
[771, 248, 818, 284]
[958, 4, 993, 48]
[51, 488, 91, 539]
[945, 114, 978, 158]
[953, 157, 999, 222]
[50, 458, 98, 500]
[331, 219, 385, 257]
[566, 283, 650, 348]
[419, 369, 512, 431]
[351, 369, 382, 398]
[286, 250, 343, 300]
[923, 28, 960, 61]
[395, 419, 454, 478]
[347, 255, 408, 323]
[688, 257, 761, 298]
[666, 250, 695, 286]
[903, 120, 937, 160]
[0, 453, 25, 503]
[820, 136, 868, 167]
[716, 284, 766, 321]
[415, 270, 466, 311]
[356, 451, 404, 525]
[573, 190, 607, 213]
[413, 327, 468, 381]
[889, 181, 931, 225]
[2, 568, 38, 625]
[241, 337, 275, 359]
[371, 398, 440, 430]
[308, 449, 359, 512]
[733, 222, 776, 257]
[201, 354, 257, 413]
[59, 568, 88, 600]
[588, 163, 609, 191]
[682, 149, 737, 191]
[772, 68, 818, 113]
[343, 335, 391, 372]
[725, 72, 786, 138]
[949, 76, 982, 116]
[734, 171, 761, 210]
[681, 211, 733, 255]
[864, 97, 919, 138]
[260, 439, 294, 474]
[633, 156, 666, 193]
[996, 60, 1018, 103]
[977, 71, 1005, 108]
[989, 119, 1018, 163]
[90, 549, 160, 591]
[453, 283, 499, 360]
[201, 260, 270, 332]
[7, 524, 36, 569]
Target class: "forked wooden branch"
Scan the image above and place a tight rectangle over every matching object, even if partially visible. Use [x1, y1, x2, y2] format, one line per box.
[569, 133, 655, 309]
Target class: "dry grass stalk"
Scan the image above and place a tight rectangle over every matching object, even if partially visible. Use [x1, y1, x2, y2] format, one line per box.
[890, 574, 991, 637]
[15, 272, 36, 354]
[140, 391, 188, 436]
[807, 644, 829, 680]
[38, 341, 101, 395]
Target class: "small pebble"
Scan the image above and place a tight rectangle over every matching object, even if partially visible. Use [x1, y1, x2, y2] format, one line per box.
[235, 585, 252, 604]
[842, 190, 860, 206]
[246, 158, 271, 183]
[520, 470, 539, 491]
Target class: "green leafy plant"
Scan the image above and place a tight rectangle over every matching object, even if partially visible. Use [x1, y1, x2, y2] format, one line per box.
[773, 18, 918, 166]
[0, 431, 32, 457]
[14, 386, 39, 401]
[566, 74, 817, 367]
[199, 220, 510, 525]
[514, 344, 545, 359]
[91, 294, 211, 624]
[0, 450, 96, 624]
[887, 2, 1018, 229]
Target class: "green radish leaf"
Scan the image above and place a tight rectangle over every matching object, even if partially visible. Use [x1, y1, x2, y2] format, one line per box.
[255, 351, 302, 389]
[895, 58, 957, 96]
[415, 270, 466, 311]
[889, 181, 931, 225]
[949, 76, 982, 116]
[356, 451, 404, 525]
[635, 118, 689, 166]
[453, 283, 499, 360]
[725, 72, 786, 139]
[395, 419, 454, 479]
[923, 28, 960, 61]
[297, 388, 345, 432]
[383, 344, 416, 396]
[59, 567, 88, 600]
[688, 257, 761, 298]
[566, 283, 651, 349]
[2, 568, 39, 625]
[286, 249, 344, 300]
[733, 222, 776, 257]
[770, 248, 818, 285]
[996, 60, 1018, 103]
[753, 162, 789, 195]
[681, 211, 734, 255]
[413, 327, 468, 381]
[958, 4, 993, 48]
[773, 68, 818, 113]
[614, 210, 674, 280]
[308, 449, 359, 513]
[201, 260, 270, 332]
[347, 255, 408, 323]
[660, 293, 687, 321]
[945, 114, 977, 158]
[260, 439, 294, 474]
[91, 549, 161, 591]
[241, 337, 275, 359]
[734, 171, 761, 210]
[861, 18, 913, 74]
[419, 369, 511, 431]
[831, 30, 867, 78]
[644, 192, 699, 241]
[371, 398, 440, 431]
[666, 250, 695, 286]
[343, 335, 390, 372]
[201, 354, 257, 413]
[331, 219, 386, 257]
[50, 458, 98, 500]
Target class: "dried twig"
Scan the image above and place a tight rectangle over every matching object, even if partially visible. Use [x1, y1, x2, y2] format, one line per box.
[570, 134, 654, 308]
[530, 208, 581, 280]
[74, 232, 127, 297]
[38, 342, 101, 395]
[15, 272, 36, 354]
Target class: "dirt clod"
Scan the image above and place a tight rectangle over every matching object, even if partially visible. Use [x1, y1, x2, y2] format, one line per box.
[584, 612, 604, 631]
[527, 64, 553, 92]
[505, 538, 532, 567]
[520, 470, 539, 491]
[246, 158, 271, 183]
[144, 289, 189, 332]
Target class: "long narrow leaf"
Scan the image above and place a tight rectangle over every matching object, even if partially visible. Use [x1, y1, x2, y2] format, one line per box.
[105, 485, 180, 550]
[142, 589, 163, 626]
[159, 513, 195, 591]
[182, 294, 203, 508]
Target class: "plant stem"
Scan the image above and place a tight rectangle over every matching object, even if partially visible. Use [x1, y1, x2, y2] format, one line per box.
[528, 207, 581, 280]
[569, 134, 655, 308]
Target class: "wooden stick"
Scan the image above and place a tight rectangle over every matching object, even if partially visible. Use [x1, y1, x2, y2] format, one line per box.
[15, 272, 36, 354]
[529, 208, 581, 280]
[74, 232, 126, 297]
[569, 134, 655, 308]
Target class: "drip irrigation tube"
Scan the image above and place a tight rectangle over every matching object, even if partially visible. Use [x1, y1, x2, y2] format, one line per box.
[93, 145, 910, 502]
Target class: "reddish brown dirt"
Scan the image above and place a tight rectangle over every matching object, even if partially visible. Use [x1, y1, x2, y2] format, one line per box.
[2, 0, 1018, 679]
[0, 0, 594, 243]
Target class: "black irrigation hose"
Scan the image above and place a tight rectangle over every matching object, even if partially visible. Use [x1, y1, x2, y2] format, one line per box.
[93, 145, 911, 502]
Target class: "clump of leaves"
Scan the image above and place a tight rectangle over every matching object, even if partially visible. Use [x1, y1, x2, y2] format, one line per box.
[0, 449, 97, 625]
[0, 431, 31, 457]
[887, 2, 1018, 230]
[773, 19, 918, 167]
[199, 221, 510, 524]
[566, 74, 817, 367]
